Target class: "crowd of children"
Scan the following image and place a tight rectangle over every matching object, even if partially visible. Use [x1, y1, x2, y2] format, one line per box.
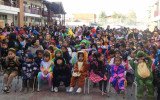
[0, 23, 160, 100]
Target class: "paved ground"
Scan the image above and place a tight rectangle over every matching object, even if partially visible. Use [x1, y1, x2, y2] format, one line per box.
[0, 72, 157, 100]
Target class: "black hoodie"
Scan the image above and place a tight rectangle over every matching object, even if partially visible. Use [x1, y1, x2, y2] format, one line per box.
[53, 56, 71, 78]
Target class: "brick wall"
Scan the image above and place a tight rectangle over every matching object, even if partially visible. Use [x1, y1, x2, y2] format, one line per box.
[73, 14, 96, 23]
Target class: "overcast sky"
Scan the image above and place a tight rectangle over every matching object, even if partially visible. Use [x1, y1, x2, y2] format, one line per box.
[47, 0, 155, 20]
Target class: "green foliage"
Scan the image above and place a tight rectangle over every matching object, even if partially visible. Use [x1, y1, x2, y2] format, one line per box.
[98, 11, 107, 25]
[110, 10, 137, 25]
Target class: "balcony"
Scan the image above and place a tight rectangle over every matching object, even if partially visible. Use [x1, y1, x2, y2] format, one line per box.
[154, 10, 159, 17]
[24, 5, 41, 15]
[42, 9, 48, 17]
[0, 1, 20, 14]
[0, 1, 18, 8]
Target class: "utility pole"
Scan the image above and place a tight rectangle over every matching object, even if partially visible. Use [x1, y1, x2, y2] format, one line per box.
[41, 0, 43, 26]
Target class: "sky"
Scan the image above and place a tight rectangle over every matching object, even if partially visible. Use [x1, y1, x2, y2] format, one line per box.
[47, 0, 155, 21]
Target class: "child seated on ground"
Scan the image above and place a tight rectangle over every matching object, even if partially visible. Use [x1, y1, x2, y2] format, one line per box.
[110, 56, 125, 94]
[53, 56, 71, 92]
[22, 53, 38, 93]
[37, 50, 54, 91]
[3, 48, 23, 93]
[69, 51, 88, 93]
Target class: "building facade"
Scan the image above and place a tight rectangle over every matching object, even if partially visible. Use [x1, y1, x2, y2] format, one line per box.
[0, 0, 66, 28]
[151, 0, 160, 30]
[73, 13, 96, 23]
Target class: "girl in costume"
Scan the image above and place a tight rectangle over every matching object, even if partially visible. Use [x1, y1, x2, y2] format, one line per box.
[110, 56, 125, 94]
[37, 50, 54, 90]
[89, 53, 108, 94]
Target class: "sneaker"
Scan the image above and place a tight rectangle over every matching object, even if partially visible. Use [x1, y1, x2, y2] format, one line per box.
[76, 88, 82, 93]
[54, 87, 58, 93]
[120, 90, 125, 94]
[69, 87, 74, 93]
[3, 86, 7, 92]
[102, 90, 107, 95]
[5, 87, 10, 93]
[66, 87, 70, 93]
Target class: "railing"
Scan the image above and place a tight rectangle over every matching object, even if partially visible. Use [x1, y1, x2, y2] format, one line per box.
[24, 5, 41, 15]
[0, 1, 18, 8]
[24, 5, 31, 13]
[42, 9, 48, 17]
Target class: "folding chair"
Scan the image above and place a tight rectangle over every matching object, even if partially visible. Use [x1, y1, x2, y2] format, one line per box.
[83, 77, 88, 94]
[108, 71, 127, 99]
[87, 78, 106, 96]
[20, 76, 37, 92]
[131, 78, 137, 100]
[131, 78, 157, 100]
[37, 78, 54, 92]
[1, 75, 23, 92]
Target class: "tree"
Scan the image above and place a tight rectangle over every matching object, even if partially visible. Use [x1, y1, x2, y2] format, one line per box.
[98, 11, 107, 25]
[125, 10, 137, 25]
[112, 12, 126, 25]
[111, 10, 137, 25]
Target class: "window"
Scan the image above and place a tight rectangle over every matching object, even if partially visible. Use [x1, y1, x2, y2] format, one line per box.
[35, 18, 41, 22]
[31, 17, 34, 22]
[24, 17, 28, 21]
[15, 16, 17, 21]
[0, 15, 7, 20]
[23, 1, 27, 6]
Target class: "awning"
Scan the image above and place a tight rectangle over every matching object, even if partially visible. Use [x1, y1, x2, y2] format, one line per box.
[43, 1, 66, 14]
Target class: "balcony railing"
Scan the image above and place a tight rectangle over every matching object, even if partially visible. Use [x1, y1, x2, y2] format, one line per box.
[24, 5, 41, 15]
[42, 9, 48, 17]
[0, 1, 18, 8]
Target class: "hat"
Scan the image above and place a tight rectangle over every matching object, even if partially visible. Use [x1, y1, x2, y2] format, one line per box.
[26, 53, 34, 59]
[137, 51, 145, 58]
[8, 48, 16, 53]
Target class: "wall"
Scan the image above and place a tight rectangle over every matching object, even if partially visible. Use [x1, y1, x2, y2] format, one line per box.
[73, 13, 96, 23]
[7, 14, 13, 25]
